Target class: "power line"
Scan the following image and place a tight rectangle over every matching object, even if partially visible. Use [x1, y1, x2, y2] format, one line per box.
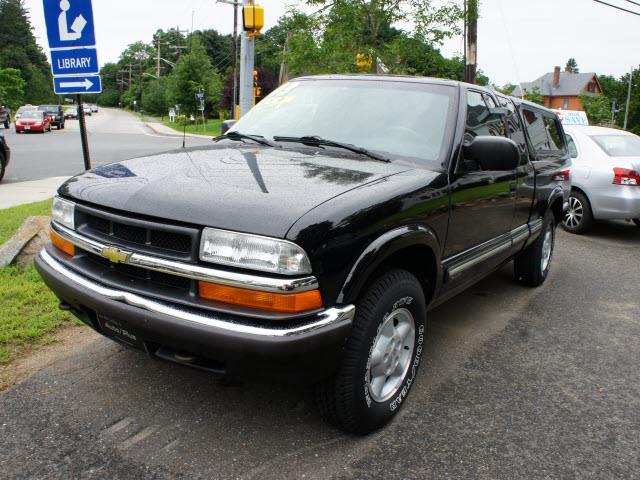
[593, 0, 640, 16]
[621, 0, 640, 7]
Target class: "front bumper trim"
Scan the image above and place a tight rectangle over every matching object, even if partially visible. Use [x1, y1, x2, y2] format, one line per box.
[39, 249, 355, 338]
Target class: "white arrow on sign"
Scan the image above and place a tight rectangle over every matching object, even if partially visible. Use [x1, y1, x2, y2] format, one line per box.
[60, 78, 94, 90]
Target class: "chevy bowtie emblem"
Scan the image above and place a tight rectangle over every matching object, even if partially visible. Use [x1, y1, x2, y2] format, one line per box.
[101, 246, 130, 264]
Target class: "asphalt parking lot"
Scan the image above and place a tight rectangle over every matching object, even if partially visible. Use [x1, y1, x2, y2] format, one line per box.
[1, 220, 639, 479]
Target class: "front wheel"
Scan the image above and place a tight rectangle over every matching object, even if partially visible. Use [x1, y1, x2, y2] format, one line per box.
[3, 121, 8, 129]
[514, 210, 556, 287]
[316, 269, 427, 434]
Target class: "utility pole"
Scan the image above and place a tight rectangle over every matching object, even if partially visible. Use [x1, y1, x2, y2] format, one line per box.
[464, 0, 478, 84]
[157, 38, 161, 77]
[232, 1, 239, 119]
[624, 66, 633, 130]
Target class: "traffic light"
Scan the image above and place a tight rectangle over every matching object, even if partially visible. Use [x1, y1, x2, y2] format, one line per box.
[253, 70, 261, 103]
[243, 3, 264, 37]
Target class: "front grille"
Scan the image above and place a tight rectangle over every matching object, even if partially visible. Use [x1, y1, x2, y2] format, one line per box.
[85, 252, 192, 290]
[75, 204, 199, 261]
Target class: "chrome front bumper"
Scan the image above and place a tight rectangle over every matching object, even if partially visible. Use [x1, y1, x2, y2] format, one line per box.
[38, 248, 355, 338]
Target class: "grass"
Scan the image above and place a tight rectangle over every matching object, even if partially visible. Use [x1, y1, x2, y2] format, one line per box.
[0, 199, 53, 244]
[0, 199, 79, 364]
[162, 118, 222, 137]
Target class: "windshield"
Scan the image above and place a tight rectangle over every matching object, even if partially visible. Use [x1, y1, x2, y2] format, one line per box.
[230, 79, 457, 166]
[38, 105, 57, 112]
[21, 111, 43, 119]
[591, 134, 640, 157]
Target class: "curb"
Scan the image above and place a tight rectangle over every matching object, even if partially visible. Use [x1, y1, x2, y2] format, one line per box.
[144, 120, 212, 139]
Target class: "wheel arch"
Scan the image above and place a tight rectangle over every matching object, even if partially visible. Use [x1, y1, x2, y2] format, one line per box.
[337, 225, 442, 307]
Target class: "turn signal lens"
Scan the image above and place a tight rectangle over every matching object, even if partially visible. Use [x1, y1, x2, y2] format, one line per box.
[198, 282, 323, 314]
[613, 167, 640, 186]
[50, 230, 75, 256]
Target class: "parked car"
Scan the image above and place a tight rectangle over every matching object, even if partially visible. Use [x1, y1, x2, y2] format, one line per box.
[64, 107, 78, 120]
[0, 106, 11, 129]
[14, 105, 37, 120]
[563, 126, 640, 232]
[38, 104, 65, 130]
[15, 110, 51, 133]
[90, 104, 98, 113]
[0, 135, 10, 182]
[36, 76, 570, 433]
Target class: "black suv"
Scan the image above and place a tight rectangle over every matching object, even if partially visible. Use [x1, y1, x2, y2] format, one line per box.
[38, 105, 65, 130]
[0, 105, 10, 129]
[36, 75, 570, 433]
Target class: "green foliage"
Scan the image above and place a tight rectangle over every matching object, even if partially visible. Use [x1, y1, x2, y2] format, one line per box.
[166, 40, 222, 115]
[523, 86, 544, 105]
[0, 0, 54, 104]
[496, 83, 516, 95]
[579, 93, 610, 125]
[0, 67, 25, 111]
[141, 77, 169, 115]
[565, 58, 579, 74]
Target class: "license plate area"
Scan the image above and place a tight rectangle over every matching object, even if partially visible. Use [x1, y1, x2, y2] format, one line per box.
[97, 314, 144, 349]
[24, 126, 30, 130]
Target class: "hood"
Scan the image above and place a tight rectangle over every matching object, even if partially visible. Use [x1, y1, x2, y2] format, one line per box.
[60, 144, 409, 238]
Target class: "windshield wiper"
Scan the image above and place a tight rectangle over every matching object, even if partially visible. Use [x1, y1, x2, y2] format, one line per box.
[273, 135, 390, 162]
[213, 131, 278, 147]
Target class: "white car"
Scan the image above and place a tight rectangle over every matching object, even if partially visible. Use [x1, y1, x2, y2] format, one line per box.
[563, 126, 640, 233]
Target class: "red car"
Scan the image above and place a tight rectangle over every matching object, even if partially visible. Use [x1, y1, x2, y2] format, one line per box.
[15, 110, 52, 133]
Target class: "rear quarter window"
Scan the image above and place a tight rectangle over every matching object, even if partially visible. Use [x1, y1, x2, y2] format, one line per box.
[522, 108, 550, 151]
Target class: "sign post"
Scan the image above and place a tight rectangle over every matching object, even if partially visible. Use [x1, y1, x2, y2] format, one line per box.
[43, 0, 101, 170]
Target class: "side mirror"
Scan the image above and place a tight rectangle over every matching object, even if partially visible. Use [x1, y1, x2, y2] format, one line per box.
[464, 136, 519, 171]
[220, 119, 236, 135]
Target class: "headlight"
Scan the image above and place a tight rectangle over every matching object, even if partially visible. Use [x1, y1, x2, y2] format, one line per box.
[52, 197, 75, 230]
[199, 228, 312, 275]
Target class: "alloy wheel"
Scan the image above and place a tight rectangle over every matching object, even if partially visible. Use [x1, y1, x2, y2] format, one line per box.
[564, 196, 584, 229]
[367, 307, 416, 402]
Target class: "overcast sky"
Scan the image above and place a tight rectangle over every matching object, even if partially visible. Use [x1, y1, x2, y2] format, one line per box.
[24, 0, 640, 86]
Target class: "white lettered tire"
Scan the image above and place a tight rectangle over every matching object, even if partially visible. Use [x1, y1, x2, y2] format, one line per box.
[316, 269, 427, 434]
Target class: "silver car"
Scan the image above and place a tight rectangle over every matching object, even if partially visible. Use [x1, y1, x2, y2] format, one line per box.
[563, 126, 640, 233]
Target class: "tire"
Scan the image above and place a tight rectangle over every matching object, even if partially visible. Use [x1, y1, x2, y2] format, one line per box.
[3, 121, 8, 129]
[316, 269, 427, 434]
[563, 191, 593, 234]
[633, 219, 640, 228]
[0, 155, 5, 182]
[514, 210, 556, 287]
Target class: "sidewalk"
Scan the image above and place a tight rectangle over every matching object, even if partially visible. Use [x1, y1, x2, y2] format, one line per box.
[0, 177, 69, 209]
[143, 118, 212, 139]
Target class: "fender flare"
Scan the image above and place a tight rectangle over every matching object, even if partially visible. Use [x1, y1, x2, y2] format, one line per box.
[336, 225, 442, 304]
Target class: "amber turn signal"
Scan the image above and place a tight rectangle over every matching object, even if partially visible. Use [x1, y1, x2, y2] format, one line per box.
[50, 230, 75, 256]
[198, 281, 323, 314]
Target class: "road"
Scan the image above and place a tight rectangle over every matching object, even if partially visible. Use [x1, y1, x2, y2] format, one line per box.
[1, 220, 639, 479]
[1, 108, 209, 183]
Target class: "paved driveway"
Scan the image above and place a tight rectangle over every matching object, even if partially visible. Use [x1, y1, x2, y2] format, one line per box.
[1, 223, 639, 479]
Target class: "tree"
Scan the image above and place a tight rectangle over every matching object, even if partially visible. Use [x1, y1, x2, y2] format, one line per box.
[565, 58, 579, 74]
[141, 77, 169, 115]
[496, 83, 516, 95]
[523, 86, 544, 105]
[579, 93, 610, 125]
[0, 67, 25, 110]
[166, 40, 222, 115]
[0, 0, 54, 104]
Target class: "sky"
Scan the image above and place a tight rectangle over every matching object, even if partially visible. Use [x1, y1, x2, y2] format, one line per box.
[24, 0, 640, 87]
